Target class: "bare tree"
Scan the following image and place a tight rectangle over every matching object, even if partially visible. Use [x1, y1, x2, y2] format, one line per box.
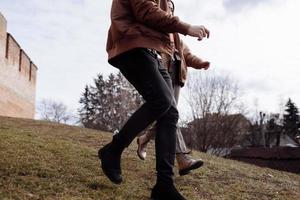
[183, 71, 248, 155]
[37, 99, 76, 124]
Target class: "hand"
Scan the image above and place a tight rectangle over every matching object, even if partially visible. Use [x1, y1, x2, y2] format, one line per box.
[199, 61, 210, 70]
[187, 25, 210, 41]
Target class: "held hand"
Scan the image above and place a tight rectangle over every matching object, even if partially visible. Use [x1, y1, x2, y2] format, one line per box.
[187, 25, 210, 41]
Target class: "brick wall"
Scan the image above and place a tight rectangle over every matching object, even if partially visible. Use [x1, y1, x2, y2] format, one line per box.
[0, 13, 6, 58]
[0, 12, 37, 119]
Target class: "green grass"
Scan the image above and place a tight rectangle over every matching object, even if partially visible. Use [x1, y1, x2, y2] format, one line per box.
[0, 116, 299, 200]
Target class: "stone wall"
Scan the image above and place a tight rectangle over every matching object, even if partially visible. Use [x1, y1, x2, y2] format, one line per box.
[0, 12, 37, 119]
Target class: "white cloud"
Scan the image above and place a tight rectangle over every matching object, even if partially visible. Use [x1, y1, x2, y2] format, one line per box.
[223, 0, 274, 11]
[178, 0, 300, 114]
[1, 0, 300, 118]
[0, 0, 116, 110]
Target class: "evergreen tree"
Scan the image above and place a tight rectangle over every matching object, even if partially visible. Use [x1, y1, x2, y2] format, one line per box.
[92, 74, 112, 131]
[78, 85, 95, 127]
[78, 72, 143, 132]
[283, 98, 300, 138]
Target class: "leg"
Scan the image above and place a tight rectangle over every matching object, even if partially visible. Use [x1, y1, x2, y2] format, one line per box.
[153, 62, 178, 185]
[99, 48, 177, 185]
[170, 61, 204, 176]
[136, 61, 189, 158]
[111, 49, 176, 148]
[150, 62, 187, 200]
[137, 125, 155, 160]
[137, 81, 189, 156]
[136, 58, 203, 178]
[172, 84, 190, 154]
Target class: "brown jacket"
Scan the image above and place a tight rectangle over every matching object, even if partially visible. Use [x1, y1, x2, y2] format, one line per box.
[164, 33, 206, 86]
[106, 0, 191, 59]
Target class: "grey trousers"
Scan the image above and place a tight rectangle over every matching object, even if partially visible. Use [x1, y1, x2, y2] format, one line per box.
[143, 59, 189, 154]
[170, 67, 189, 154]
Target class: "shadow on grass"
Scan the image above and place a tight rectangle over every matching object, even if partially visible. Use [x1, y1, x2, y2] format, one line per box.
[87, 181, 114, 190]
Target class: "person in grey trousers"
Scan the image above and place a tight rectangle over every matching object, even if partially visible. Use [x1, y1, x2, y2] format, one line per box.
[137, 0, 210, 176]
[99, 0, 209, 199]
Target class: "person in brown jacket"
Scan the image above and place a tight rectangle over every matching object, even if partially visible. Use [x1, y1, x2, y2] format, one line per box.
[98, 0, 209, 199]
[137, 0, 210, 177]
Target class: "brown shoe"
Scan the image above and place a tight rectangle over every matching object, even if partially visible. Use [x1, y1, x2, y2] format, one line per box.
[137, 134, 150, 160]
[176, 153, 204, 176]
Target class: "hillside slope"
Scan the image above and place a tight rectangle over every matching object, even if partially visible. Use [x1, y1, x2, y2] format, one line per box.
[0, 116, 299, 200]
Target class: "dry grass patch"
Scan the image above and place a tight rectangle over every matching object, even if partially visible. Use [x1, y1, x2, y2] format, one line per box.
[0, 116, 299, 200]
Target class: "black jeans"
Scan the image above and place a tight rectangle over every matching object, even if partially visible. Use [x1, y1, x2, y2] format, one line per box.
[109, 48, 179, 185]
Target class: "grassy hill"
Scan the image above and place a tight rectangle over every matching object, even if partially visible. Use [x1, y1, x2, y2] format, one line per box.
[0, 116, 299, 200]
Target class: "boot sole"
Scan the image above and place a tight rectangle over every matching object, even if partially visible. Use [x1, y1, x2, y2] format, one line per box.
[151, 189, 186, 200]
[179, 160, 204, 176]
[98, 148, 123, 184]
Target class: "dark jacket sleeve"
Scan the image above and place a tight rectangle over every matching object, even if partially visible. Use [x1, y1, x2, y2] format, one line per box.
[182, 41, 205, 69]
[130, 0, 190, 35]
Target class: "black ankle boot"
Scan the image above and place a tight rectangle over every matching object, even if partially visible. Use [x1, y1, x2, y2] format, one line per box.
[98, 142, 123, 184]
[151, 183, 187, 200]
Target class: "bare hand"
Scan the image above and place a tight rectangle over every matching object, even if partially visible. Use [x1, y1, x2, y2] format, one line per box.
[200, 61, 210, 70]
[187, 25, 210, 41]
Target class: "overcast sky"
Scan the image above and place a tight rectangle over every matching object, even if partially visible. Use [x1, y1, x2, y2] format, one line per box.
[1, 0, 300, 119]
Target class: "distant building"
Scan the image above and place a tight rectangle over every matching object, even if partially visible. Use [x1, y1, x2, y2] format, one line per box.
[242, 122, 300, 148]
[227, 118, 300, 174]
[0, 12, 37, 119]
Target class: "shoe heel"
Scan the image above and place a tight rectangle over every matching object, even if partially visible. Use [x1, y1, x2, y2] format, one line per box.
[179, 170, 191, 176]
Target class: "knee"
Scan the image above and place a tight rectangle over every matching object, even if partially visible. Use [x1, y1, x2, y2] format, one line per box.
[149, 95, 174, 115]
[167, 106, 179, 124]
[160, 98, 174, 114]
[159, 105, 179, 125]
